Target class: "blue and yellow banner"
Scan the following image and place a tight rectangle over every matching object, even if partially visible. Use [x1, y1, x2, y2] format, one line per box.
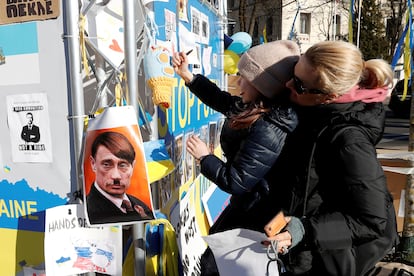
[144, 140, 175, 184]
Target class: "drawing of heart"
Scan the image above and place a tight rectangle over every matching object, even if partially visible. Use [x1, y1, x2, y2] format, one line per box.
[109, 39, 123, 52]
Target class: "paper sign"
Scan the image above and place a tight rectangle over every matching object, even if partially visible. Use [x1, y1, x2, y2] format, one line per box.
[0, 0, 60, 25]
[170, 183, 207, 275]
[7, 93, 53, 163]
[44, 204, 123, 275]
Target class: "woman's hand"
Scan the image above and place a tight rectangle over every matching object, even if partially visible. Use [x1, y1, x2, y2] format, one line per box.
[262, 216, 293, 255]
[186, 135, 210, 161]
[172, 51, 194, 83]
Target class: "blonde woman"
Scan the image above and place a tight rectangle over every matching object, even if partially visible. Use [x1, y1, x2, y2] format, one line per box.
[267, 41, 399, 275]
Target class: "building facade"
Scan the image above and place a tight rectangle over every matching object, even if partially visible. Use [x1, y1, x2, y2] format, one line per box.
[227, 0, 350, 52]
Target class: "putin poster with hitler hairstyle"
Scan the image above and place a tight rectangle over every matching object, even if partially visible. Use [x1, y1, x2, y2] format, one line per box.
[82, 106, 155, 226]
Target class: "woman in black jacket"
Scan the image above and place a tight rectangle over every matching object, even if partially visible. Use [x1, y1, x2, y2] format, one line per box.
[172, 40, 300, 232]
[173, 40, 300, 275]
[266, 41, 399, 275]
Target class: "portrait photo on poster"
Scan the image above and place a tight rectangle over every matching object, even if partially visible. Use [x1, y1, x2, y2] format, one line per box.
[83, 125, 155, 226]
[6, 93, 53, 163]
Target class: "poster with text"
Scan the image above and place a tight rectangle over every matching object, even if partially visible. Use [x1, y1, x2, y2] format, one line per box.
[6, 93, 53, 163]
[170, 181, 208, 275]
[45, 204, 122, 275]
[0, 0, 60, 25]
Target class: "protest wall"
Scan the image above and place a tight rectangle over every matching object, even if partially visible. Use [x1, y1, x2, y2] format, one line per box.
[0, 0, 72, 274]
[148, 0, 229, 273]
[0, 0, 229, 274]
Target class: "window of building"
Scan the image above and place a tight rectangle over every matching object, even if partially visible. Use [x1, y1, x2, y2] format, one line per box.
[333, 15, 341, 36]
[228, 24, 235, 36]
[386, 17, 397, 38]
[266, 18, 273, 37]
[299, 13, 311, 34]
[253, 20, 259, 39]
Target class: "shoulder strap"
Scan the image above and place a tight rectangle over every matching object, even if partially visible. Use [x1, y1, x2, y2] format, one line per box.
[301, 125, 329, 216]
[330, 125, 364, 143]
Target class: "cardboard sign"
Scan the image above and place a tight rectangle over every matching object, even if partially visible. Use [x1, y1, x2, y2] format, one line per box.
[0, 0, 60, 25]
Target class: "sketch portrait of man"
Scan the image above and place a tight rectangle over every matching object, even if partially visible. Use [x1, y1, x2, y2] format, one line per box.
[21, 112, 40, 143]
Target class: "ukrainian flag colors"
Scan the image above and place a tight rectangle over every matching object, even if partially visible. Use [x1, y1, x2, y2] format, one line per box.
[391, 0, 413, 101]
[144, 140, 175, 184]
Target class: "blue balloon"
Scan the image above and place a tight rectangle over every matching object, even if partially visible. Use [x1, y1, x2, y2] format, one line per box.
[228, 32, 252, 54]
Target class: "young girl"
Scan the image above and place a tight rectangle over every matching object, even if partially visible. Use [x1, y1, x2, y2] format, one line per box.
[172, 40, 300, 275]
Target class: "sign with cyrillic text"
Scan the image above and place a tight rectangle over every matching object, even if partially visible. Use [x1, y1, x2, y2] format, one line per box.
[0, 0, 60, 25]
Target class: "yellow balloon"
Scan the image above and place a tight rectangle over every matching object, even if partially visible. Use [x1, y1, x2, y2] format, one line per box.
[224, 49, 239, 75]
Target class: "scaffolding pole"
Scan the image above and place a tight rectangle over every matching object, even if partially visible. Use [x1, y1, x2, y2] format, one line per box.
[64, 0, 86, 202]
[123, 0, 146, 275]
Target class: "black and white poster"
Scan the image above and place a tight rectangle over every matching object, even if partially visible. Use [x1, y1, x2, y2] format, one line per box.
[7, 93, 53, 163]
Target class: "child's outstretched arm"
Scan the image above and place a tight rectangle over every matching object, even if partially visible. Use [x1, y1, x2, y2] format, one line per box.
[172, 51, 194, 84]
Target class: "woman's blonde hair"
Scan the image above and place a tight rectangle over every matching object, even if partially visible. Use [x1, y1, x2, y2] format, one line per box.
[304, 41, 393, 95]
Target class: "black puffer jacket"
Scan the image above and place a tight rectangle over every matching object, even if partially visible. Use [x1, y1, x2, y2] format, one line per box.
[187, 74, 298, 210]
[275, 102, 399, 276]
